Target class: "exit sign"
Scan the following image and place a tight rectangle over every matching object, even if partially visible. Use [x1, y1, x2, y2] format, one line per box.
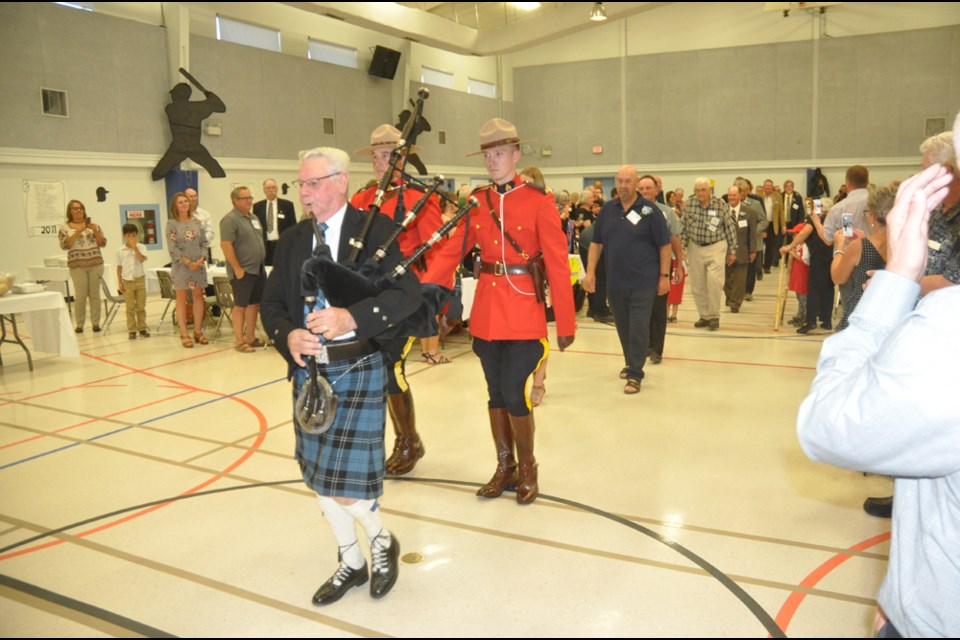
[592, 145, 603, 154]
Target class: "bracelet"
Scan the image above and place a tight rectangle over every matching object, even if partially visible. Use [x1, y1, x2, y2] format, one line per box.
[660, 273, 669, 277]
[833, 250, 845, 257]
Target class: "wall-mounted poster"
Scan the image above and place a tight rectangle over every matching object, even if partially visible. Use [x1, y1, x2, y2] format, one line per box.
[22, 180, 66, 237]
[120, 204, 162, 250]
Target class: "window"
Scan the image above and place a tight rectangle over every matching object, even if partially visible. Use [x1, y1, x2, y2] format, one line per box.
[467, 78, 497, 99]
[216, 15, 281, 53]
[54, 2, 91, 11]
[308, 38, 359, 69]
[421, 66, 454, 89]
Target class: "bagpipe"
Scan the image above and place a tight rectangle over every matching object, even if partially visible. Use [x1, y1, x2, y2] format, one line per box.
[299, 87, 475, 342]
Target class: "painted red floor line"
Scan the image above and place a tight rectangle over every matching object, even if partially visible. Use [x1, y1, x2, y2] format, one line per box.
[0, 389, 196, 451]
[0, 348, 229, 409]
[0, 353, 269, 561]
[771, 531, 891, 636]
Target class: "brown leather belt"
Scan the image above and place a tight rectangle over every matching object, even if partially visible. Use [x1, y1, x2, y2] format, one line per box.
[325, 340, 377, 362]
[477, 260, 531, 276]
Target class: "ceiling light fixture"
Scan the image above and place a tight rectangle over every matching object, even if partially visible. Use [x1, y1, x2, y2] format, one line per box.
[590, 2, 608, 22]
[512, 2, 541, 10]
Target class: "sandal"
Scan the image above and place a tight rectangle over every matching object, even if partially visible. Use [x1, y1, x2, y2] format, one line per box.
[181, 335, 194, 348]
[624, 379, 642, 395]
[422, 352, 451, 365]
[247, 337, 265, 348]
[667, 316, 678, 323]
[235, 341, 255, 353]
[193, 333, 209, 345]
[530, 384, 546, 407]
[619, 367, 629, 380]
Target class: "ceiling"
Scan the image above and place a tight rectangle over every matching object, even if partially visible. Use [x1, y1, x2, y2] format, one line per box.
[283, 2, 667, 56]
[395, 2, 567, 31]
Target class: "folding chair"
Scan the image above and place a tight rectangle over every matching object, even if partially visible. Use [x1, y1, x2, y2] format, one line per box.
[99, 276, 123, 335]
[211, 276, 235, 339]
[156, 270, 177, 333]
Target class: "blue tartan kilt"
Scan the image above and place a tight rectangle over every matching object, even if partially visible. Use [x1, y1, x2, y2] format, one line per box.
[292, 351, 386, 499]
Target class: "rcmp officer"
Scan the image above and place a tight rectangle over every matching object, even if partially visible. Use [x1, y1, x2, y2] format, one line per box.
[349, 124, 445, 475]
[423, 118, 576, 504]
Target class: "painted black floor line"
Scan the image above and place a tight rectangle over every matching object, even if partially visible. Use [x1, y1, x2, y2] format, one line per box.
[392, 476, 787, 639]
[0, 573, 177, 638]
[2, 476, 786, 638]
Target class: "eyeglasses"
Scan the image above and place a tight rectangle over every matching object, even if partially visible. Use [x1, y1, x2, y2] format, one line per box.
[293, 172, 341, 189]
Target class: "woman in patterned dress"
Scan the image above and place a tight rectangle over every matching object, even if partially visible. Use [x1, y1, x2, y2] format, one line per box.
[167, 192, 209, 347]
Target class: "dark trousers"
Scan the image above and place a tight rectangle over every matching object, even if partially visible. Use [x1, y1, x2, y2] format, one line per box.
[473, 338, 546, 416]
[724, 262, 748, 310]
[746, 255, 758, 293]
[763, 230, 783, 270]
[608, 288, 656, 381]
[648, 292, 668, 357]
[580, 246, 609, 314]
[806, 257, 835, 327]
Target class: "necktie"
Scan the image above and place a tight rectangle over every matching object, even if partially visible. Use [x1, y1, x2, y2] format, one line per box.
[305, 221, 330, 318]
[267, 200, 275, 233]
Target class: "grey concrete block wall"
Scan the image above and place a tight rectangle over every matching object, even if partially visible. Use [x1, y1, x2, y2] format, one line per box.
[514, 58, 622, 168]
[189, 36, 395, 162]
[406, 82, 502, 170]
[516, 25, 958, 167]
[0, 3, 169, 153]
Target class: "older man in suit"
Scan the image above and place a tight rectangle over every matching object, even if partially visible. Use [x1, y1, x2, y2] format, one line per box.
[261, 147, 420, 607]
[761, 179, 786, 273]
[254, 178, 297, 266]
[724, 185, 758, 313]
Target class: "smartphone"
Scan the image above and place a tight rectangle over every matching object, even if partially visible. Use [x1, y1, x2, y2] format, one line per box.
[813, 199, 823, 216]
[842, 212, 854, 237]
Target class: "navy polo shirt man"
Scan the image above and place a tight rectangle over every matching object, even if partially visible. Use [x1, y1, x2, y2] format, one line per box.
[583, 165, 671, 394]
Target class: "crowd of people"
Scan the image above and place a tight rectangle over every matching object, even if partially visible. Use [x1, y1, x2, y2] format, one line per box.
[54, 119, 960, 634]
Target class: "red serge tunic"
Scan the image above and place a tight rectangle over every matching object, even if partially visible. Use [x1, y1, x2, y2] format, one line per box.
[423, 178, 576, 341]
[350, 182, 444, 277]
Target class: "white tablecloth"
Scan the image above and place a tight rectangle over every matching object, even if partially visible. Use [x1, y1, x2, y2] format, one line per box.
[0, 291, 80, 357]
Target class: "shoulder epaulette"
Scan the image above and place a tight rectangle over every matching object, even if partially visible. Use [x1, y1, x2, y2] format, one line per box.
[471, 183, 493, 194]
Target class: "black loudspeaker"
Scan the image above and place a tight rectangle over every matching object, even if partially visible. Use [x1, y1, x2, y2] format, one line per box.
[368, 46, 401, 80]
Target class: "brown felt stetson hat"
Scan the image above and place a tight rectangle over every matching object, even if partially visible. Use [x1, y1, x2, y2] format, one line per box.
[354, 124, 422, 157]
[465, 118, 535, 157]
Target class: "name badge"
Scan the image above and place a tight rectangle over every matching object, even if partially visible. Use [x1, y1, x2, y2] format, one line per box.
[929, 239, 942, 251]
[626, 210, 641, 225]
[278, 213, 286, 219]
[738, 219, 748, 228]
[250, 218, 262, 230]
[792, 203, 799, 210]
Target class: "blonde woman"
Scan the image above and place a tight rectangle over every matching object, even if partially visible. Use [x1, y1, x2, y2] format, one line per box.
[167, 192, 209, 347]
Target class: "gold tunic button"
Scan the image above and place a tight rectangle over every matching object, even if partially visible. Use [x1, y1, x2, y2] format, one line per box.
[493, 240, 498, 245]
[517, 226, 522, 231]
[491, 282, 497, 287]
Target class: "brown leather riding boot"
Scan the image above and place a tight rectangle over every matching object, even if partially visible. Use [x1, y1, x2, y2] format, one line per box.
[385, 390, 424, 475]
[511, 413, 538, 504]
[476, 407, 518, 498]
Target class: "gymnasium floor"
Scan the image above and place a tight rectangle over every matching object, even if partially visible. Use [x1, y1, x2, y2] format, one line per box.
[0, 271, 892, 638]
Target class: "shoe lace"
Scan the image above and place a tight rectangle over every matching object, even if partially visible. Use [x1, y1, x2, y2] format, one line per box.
[370, 532, 391, 574]
[330, 562, 354, 586]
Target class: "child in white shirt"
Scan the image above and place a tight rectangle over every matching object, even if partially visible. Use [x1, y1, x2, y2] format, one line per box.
[116, 223, 149, 339]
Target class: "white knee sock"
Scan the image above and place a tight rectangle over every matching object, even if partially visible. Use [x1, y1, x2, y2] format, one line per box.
[317, 496, 365, 569]
[344, 499, 391, 547]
